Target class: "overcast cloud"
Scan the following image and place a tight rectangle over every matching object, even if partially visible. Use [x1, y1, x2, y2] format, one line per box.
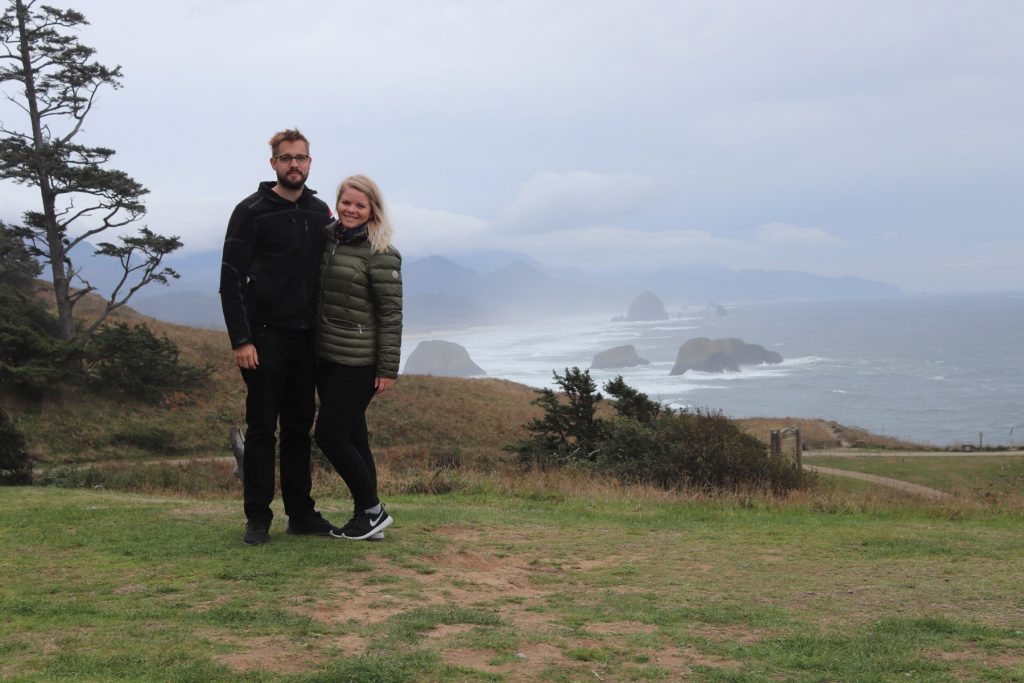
[1, 0, 1021, 292]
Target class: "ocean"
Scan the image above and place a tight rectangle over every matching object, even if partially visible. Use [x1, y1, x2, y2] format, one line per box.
[402, 292, 1024, 447]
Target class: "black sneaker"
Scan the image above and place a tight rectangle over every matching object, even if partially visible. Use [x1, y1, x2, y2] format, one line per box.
[285, 511, 340, 536]
[243, 520, 270, 545]
[330, 506, 393, 540]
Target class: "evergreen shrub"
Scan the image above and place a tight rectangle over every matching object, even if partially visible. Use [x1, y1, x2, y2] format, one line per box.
[510, 367, 805, 493]
[0, 406, 33, 484]
[0, 222, 73, 398]
[83, 323, 210, 403]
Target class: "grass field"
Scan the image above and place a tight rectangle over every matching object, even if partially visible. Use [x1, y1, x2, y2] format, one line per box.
[2, 476, 1023, 682]
[6, 296, 1022, 680]
[803, 453, 1024, 504]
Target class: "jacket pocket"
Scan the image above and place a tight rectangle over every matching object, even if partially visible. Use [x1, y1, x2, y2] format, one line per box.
[324, 316, 367, 334]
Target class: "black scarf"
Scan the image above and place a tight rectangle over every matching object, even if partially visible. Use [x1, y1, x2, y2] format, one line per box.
[335, 223, 368, 244]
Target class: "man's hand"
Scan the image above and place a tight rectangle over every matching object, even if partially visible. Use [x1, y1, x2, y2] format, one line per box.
[234, 343, 259, 369]
[375, 376, 394, 394]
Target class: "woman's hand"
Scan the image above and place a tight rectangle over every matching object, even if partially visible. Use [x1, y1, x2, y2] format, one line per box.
[375, 377, 394, 394]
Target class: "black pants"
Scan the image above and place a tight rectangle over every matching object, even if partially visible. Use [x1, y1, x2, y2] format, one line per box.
[314, 361, 379, 511]
[241, 325, 317, 524]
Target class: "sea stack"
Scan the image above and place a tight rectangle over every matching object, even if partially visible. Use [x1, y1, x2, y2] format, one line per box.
[591, 344, 650, 370]
[626, 291, 669, 321]
[670, 337, 782, 375]
[403, 340, 486, 377]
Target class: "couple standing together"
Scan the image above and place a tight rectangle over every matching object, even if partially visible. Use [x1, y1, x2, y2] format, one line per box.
[219, 129, 401, 546]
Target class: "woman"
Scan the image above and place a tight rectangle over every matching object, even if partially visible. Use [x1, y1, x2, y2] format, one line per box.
[313, 174, 402, 540]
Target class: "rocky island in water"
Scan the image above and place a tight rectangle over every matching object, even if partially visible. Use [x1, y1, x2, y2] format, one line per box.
[403, 340, 486, 377]
[670, 337, 782, 375]
[591, 344, 650, 370]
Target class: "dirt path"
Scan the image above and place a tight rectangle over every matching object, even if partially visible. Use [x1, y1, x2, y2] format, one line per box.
[802, 464, 952, 500]
[808, 448, 1024, 458]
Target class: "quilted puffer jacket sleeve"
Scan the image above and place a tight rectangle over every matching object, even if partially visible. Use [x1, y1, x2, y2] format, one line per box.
[367, 248, 403, 378]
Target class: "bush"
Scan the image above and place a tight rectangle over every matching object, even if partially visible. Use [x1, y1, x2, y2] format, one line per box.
[83, 322, 210, 403]
[510, 368, 805, 493]
[509, 367, 605, 466]
[0, 405, 33, 484]
[0, 223, 72, 399]
[599, 408, 804, 493]
[0, 293, 70, 399]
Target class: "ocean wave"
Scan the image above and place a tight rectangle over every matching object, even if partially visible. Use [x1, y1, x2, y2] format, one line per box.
[780, 355, 827, 367]
[684, 368, 787, 381]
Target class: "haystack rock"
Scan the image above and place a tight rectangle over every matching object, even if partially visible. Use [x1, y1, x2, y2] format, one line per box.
[591, 345, 650, 370]
[403, 340, 485, 377]
[626, 291, 668, 321]
[670, 337, 782, 375]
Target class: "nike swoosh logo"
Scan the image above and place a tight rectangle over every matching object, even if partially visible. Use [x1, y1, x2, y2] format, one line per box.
[369, 513, 385, 526]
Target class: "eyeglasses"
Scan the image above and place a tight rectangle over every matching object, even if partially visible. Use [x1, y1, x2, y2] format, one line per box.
[274, 154, 310, 164]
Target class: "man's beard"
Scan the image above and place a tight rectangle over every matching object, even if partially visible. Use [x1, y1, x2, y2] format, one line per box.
[276, 169, 307, 191]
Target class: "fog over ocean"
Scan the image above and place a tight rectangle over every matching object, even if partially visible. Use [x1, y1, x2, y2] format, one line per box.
[402, 292, 1024, 447]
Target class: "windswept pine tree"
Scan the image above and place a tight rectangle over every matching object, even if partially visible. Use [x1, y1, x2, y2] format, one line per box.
[0, 0, 181, 343]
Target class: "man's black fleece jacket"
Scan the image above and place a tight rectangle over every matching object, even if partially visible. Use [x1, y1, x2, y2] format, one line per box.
[219, 181, 331, 349]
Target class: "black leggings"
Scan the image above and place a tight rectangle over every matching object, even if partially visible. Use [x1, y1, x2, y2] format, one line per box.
[314, 361, 379, 511]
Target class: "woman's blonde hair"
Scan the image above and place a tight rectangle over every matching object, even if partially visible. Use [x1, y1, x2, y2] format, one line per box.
[336, 174, 394, 254]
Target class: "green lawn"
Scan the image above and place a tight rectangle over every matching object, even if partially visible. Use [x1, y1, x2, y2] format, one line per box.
[2, 485, 1022, 682]
[803, 454, 1024, 502]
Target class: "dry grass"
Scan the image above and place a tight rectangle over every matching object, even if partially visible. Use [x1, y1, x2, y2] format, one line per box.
[736, 416, 924, 450]
[368, 375, 539, 464]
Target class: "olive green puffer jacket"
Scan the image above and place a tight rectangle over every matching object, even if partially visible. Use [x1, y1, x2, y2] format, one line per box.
[314, 225, 403, 377]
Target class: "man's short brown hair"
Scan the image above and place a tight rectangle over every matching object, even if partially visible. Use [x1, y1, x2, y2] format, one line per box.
[268, 129, 309, 155]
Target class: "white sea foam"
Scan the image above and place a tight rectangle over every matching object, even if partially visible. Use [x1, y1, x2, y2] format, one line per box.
[780, 356, 827, 367]
[400, 296, 1024, 445]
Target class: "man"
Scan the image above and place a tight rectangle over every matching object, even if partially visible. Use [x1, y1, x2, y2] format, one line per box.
[220, 129, 337, 545]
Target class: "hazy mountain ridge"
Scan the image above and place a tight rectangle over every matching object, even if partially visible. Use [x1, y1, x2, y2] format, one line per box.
[69, 245, 902, 330]
[646, 265, 901, 308]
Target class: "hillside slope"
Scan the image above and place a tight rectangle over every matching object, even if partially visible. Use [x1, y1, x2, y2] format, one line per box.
[6, 290, 920, 464]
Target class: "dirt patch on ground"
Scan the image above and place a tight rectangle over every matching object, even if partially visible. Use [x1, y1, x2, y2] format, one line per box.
[293, 542, 548, 627]
[929, 646, 1024, 667]
[286, 525, 765, 679]
[327, 634, 368, 654]
[567, 554, 649, 572]
[292, 593, 407, 626]
[423, 623, 476, 640]
[189, 594, 234, 612]
[440, 647, 504, 672]
[202, 630, 319, 674]
[440, 642, 570, 679]
[645, 645, 743, 675]
[586, 621, 658, 636]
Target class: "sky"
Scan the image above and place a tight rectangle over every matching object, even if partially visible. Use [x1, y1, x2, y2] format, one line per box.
[2, 0, 1022, 293]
